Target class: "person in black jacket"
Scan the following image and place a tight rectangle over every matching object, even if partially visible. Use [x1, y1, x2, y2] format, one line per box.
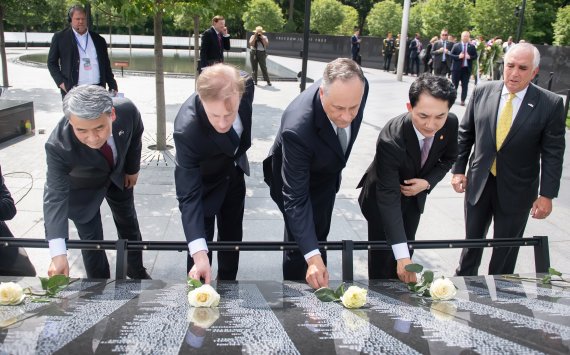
[47, 5, 117, 98]
[199, 15, 231, 72]
[0, 165, 36, 276]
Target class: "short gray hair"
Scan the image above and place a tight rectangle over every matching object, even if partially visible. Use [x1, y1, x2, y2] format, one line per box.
[321, 58, 365, 95]
[63, 85, 113, 120]
[505, 43, 541, 69]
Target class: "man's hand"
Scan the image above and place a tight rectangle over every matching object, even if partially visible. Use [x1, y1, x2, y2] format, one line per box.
[396, 258, 417, 283]
[59, 82, 67, 93]
[188, 250, 211, 284]
[48, 255, 70, 277]
[124, 173, 139, 189]
[451, 174, 468, 193]
[222, 26, 229, 36]
[531, 196, 552, 219]
[400, 178, 429, 197]
[305, 255, 329, 289]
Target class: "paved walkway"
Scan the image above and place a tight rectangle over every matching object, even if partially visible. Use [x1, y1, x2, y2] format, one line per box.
[1, 47, 569, 281]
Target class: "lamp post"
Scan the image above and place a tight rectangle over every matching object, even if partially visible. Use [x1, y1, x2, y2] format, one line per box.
[515, 0, 527, 42]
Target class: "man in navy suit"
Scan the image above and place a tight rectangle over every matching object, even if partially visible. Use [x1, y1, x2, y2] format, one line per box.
[451, 43, 566, 276]
[449, 31, 477, 106]
[44, 85, 149, 279]
[263, 58, 368, 289]
[199, 15, 231, 72]
[174, 64, 254, 283]
[358, 74, 458, 282]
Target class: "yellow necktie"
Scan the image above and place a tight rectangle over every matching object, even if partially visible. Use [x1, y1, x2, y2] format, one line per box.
[491, 93, 516, 176]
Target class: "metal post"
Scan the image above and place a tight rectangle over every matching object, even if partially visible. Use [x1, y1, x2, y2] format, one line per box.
[515, 0, 527, 42]
[300, 0, 311, 92]
[547, 72, 553, 91]
[115, 239, 128, 279]
[533, 236, 550, 273]
[396, 0, 411, 81]
[342, 240, 354, 282]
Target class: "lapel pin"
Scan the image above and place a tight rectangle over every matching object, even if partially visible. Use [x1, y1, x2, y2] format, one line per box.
[528, 103, 534, 108]
[439, 134, 444, 140]
[118, 130, 124, 136]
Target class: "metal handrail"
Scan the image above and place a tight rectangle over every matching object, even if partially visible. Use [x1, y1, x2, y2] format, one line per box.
[0, 236, 549, 281]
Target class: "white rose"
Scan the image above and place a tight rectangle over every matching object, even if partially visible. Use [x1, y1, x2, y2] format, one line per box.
[0, 282, 25, 306]
[188, 307, 220, 329]
[340, 286, 367, 309]
[429, 277, 457, 301]
[430, 301, 457, 321]
[188, 284, 220, 308]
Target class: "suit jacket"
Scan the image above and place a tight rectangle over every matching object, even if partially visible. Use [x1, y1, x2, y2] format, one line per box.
[263, 79, 369, 255]
[199, 27, 231, 69]
[431, 39, 454, 69]
[451, 81, 566, 212]
[358, 112, 458, 245]
[174, 78, 254, 244]
[43, 98, 143, 239]
[0, 166, 16, 238]
[47, 28, 117, 94]
[409, 38, 421, 58]
[449, 41, 478, 72]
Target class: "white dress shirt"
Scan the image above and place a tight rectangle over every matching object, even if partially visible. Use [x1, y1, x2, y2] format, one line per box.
[73, 29, 101, 86]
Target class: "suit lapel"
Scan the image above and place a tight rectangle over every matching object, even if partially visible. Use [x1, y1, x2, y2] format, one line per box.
[488, 82, 504, 147]
[501, 84, 539, 148]
[403, 114, 421, 171]
[315, 95, 345, 161]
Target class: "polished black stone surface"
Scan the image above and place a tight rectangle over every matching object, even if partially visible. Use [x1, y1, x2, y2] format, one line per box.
[0, 275, 568, 354]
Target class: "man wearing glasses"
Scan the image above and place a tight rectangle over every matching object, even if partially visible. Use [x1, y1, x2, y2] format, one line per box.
[432, 29, 454, 77]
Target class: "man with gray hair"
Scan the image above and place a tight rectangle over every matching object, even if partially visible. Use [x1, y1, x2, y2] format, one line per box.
[44, 85, 150, 279]
[263, 58, 369, 289]
[451, 43, 565, 276]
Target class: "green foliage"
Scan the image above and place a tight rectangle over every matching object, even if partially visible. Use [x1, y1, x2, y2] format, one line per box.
[336, 5, 359, 35]
[315, 282, 345, 302]
[408, 2, 423, 37]
[420, 0, 473, 39]
[242, 0, 285, 33]
[553, 6, 570, 46]
[24, 275, 71, 302]
[341, 0, 374, 31]
[4, 0, 48, 30]
[405, 263, 435, 297]
[310, 0, 345, 35]
[366, 0, 402, 37]
[471, 0, 536, 41]
[524, 1, 556, 44]
[187, 278, 203, 292]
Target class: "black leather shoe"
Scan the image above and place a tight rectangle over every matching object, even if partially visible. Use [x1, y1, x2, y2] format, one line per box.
[267, 82, 272, 86]
[127, 269, 152, 279]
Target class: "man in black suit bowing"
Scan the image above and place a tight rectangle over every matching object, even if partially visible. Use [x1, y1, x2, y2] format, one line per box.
[44, 85, 149, 279]
[449, 31, 477, 106]
[263, 58, 368, 289]
[47, 5, 117, 98]
[358, 74, 458, 282]
[199, 15, 231, 72]
[174, 64, 254, 283]
[451, 43, 566, 276]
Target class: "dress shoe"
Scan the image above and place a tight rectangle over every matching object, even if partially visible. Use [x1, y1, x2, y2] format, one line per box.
[460, 101, 465, 106]
[267, 82, 272, 86]
[127, 268, 152, 279]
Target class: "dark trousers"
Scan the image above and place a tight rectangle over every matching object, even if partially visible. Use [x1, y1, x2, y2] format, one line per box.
[0, 222, 36, 277]
[73, 183, 145, 279]
[456, 174, 530, 276]
[434, 61, 450, 76]
[186, 167, 245, 280]
[452, 67, 471, 102]
[383, 54, 392, 71]
[408, 56, 420, 75]
[250, 50, 270, 84]
[282, 190, 336, 281]
[365, 198, 421, 279]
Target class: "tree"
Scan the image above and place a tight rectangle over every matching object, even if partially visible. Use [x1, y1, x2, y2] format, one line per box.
[471, 0, 536, 41]
[310, 0, 345, 35]
[242, 0, 285, 33]
[408, 1, 424, 37]
[4, 0, 47, 49]
[336, 5, 358, 35]
[172, 0, 213, 73]
[524, 0, 558, 44]
[366, 0, 402, 37]
[419, 0, 472, 39]
[553, 5, 570, 46]
[341, 0, 374, 31]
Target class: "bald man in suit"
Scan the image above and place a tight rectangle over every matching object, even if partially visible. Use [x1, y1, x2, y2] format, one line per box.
[451, 43, 565, 276]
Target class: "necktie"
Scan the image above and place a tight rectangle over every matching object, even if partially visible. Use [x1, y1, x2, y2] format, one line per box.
[337, 127, 348, 154]
[99, 141, 114, 169]
[228, 127, 240, 149]
[462, 44, 467, 67]
[420, 136, 433, 168]
[491, 93, 516, 176]
[442, 41, 446, 61]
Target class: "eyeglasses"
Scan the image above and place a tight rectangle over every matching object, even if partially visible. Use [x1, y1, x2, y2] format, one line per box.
[441, 34, 449, 36]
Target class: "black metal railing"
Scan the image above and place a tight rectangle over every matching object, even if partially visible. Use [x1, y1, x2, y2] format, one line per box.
[0, 236, 550, 281]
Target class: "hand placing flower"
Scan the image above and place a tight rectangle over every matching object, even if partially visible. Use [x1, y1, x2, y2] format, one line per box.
[187, 278, 220, 308]
[429, 277, 457, 301]
[315, 283, 367, 309]
[405, 263, 457, 300]
[0, 282, 25, 306]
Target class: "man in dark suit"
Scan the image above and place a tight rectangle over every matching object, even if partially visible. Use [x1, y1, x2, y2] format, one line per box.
[47, 5, 117, 98]
[0, 165, 36, 276]
[199, 15, 231, 72]
[408, 33, 422, 76]
[431, 29, 453, 77]
[174, 64, 254, 283]
[44, 85, 149, 279]
[451, 43, 566, 276]
[449, 31, 477, 106]
[351, 28, 361, 64]
[263, 58, 368, 289]
[358, 74, 458, 282]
